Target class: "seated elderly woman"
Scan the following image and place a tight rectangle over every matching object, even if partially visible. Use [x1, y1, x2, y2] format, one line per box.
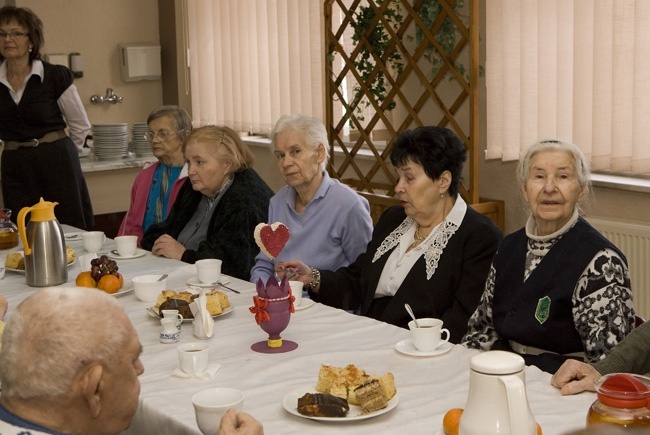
[118, 106, 192, 245]
[141, 126, 274, 280]
[249, 114, 372, 284]
[462, 139, 636, 373]
[280, 126, 502, 342]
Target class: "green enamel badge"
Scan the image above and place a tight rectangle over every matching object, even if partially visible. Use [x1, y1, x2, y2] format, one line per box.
[535, 296, 551, 324]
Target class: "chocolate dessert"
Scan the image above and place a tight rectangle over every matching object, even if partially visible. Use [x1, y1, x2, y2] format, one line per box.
[297, 393, 349, 418]
[158, 298, 193, 319]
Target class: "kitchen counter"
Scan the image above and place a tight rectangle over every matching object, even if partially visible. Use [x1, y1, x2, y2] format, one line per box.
[79, 153, 156, 215]
[79, 153, 156, 174]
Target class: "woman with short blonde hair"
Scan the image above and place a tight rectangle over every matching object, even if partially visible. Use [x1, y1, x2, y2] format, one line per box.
[142, 126, 274, 280]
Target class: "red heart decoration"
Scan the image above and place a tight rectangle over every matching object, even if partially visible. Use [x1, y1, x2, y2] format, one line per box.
[255, 222, 290, 259]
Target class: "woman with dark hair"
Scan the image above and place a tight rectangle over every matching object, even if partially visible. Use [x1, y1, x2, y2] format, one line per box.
[118, 106, 193, 245]
[0, 6, 93, 228]
[141, 126, 273, 280]
[280, 126, 502, 341]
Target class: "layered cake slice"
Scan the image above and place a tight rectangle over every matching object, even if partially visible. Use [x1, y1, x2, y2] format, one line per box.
[354, 379, 388, 414]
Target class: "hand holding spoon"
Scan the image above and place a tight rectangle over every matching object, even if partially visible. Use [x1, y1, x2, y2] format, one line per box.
[404, 303, 420, 328]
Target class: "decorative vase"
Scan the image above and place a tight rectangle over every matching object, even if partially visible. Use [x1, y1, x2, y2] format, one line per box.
[249, 276, 297, 352]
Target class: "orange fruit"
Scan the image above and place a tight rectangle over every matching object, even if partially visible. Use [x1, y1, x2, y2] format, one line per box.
[443, 408, 463, 435]
[76, 271, 97, 288]
[117, 272, 124, 288]
[536, 422, 542, 435]
[97, 274, 121, 294]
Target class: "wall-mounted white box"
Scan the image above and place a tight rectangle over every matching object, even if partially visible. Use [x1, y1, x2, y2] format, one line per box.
[119, 43, 161, 82]
[44, 53, 69, 68]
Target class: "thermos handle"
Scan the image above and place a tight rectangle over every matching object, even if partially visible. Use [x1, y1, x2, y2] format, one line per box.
[500, 375, 535, 435]
[17, 205, 33, 256]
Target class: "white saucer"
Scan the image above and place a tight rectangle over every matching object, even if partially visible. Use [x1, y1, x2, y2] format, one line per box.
[64, 232, 83, 241]
[186, 276, 230, 287]
[108, 248, 147, 260]
[395, 339, 453, 357]
[294, 299, 315, 311]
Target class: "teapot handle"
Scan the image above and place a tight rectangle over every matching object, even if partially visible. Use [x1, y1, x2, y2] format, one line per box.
[17, 206, 33, 256]
[500, 375, 535, 435]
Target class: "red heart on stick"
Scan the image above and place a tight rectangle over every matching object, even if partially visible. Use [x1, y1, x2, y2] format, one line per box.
[254, 222, 290, 259]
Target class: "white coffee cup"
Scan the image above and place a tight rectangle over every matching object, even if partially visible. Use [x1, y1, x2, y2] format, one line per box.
[177, 342, 210, 375]
[195, 259, 222, 284]
[82, 231, 105, 253]
[408, 318, 450, 352]
[289, 280, 303, 307]
[115, 235, 138, 257]
[192, 388, 244, 435]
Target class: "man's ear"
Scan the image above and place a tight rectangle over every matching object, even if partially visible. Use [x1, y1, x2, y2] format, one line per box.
[79, 364, 104, 418]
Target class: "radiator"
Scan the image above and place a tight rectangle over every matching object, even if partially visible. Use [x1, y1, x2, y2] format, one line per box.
[588, 218, 650, 319]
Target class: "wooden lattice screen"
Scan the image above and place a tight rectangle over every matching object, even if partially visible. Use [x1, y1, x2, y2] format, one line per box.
[324, 0, 504, 230]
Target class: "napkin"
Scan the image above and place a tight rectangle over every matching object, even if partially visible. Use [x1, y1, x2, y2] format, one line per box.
[189, 290, 214, 338]
[78, 253, 97, 272]
[171, 363, 221, 380]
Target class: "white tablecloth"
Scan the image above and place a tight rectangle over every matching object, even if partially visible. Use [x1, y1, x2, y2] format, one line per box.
[0, 227, 594, 435]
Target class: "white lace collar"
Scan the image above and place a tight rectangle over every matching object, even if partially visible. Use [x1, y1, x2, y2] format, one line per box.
[372, 197, 466, 279]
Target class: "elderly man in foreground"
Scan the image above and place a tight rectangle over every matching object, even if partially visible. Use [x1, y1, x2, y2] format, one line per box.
[0, 288, 263, 435]
[0, 287, 144, 434]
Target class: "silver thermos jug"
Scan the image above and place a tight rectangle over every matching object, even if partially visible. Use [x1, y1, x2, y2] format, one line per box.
[17, 198, 68, 287]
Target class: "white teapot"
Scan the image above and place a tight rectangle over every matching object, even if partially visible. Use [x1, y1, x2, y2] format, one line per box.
[460, 351, 537, 435]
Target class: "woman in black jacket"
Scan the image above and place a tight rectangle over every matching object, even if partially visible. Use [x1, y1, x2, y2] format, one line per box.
[142, 126, 273, 281]
[279, 126, 502, 342]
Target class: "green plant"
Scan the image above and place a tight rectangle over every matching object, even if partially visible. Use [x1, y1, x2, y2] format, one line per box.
[350, 0, 404, 121]
[414, 0, 483, 81]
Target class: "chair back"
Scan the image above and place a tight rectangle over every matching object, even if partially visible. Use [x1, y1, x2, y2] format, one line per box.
[635, 315, 645, 328]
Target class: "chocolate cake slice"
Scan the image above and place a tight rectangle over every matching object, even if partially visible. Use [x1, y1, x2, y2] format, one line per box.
[297, 393, 349, 417]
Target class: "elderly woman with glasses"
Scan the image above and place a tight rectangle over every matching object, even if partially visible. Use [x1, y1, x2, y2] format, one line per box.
[118, 106, 192, 245]
[141, 126, 274, 280]
[0, 6, 93, 228]
[462, 139, 636, 373]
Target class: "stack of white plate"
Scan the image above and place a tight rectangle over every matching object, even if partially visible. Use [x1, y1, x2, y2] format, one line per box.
[92, 124, 128, 161]
[131, 122, 152, 157]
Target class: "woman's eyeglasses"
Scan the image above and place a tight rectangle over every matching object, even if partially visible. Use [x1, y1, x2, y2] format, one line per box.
[0, 31, 29, 40]
[144, 130, 183, 143]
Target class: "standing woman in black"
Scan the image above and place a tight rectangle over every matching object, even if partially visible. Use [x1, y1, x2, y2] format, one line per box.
[0, 6, 93, 228]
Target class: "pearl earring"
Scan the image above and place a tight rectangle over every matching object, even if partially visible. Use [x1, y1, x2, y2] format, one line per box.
[29, 47, 33, 52]
[440, 193, 444, 198]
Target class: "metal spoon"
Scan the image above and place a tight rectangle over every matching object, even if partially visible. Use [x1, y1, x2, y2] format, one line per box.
[218, 282, 240, 294]
[404, 303, 420, 328]
[157, 273, 168, 281]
